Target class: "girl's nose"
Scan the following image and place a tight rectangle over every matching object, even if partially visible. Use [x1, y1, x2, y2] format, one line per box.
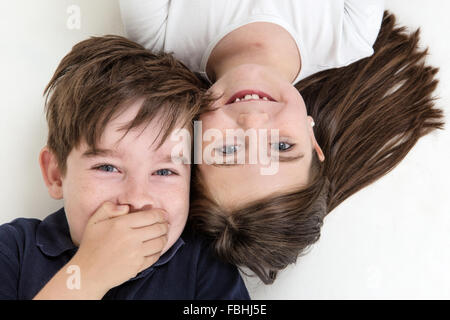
[237, 112, 270, 129]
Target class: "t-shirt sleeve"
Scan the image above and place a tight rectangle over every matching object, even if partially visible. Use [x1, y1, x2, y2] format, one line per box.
[303, 0, 384, 77]
[195, 242, 250, 300]
[119, 0, 169, 51]
[0, 224, 21, 300]
[342, 0, 385, 53]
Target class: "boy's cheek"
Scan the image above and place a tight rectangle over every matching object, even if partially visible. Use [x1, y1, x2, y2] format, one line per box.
[158, 185, 189, 230]
[64, 196, 96, 242]
[63, 181, 115, 245]
[163, 211, 189, 254]
[162, 185, 190, 216]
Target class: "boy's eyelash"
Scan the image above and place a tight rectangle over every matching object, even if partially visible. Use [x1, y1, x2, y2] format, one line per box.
[153, 169, 179, 176]
[92, 164, 119, 172]
[92, 165, 179, 176]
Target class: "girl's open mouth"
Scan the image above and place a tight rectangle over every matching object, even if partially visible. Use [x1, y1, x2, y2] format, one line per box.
[226, 90, 276, 105]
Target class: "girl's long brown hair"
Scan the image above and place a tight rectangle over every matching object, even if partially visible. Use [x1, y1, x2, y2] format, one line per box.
[188, 11, 446, 284]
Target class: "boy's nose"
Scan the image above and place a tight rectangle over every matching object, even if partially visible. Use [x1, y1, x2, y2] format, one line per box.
[118, 177, 156, 212]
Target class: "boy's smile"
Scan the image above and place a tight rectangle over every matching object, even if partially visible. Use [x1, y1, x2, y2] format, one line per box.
[56, 99, 191, 253]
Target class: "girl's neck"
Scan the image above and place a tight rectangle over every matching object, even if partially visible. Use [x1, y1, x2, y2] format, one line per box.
[206, 22, 301, 83]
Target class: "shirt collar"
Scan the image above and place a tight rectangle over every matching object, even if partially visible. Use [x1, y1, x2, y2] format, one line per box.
[36, 207, 186, 273]
[36, 207, 77, 257]
[131, 236, 185, 280]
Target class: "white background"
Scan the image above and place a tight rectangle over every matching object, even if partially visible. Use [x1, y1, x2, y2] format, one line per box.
[0, 0, 449, 299]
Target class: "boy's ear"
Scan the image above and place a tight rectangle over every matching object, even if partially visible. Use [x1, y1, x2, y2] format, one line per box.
[39, 146, 63, 199]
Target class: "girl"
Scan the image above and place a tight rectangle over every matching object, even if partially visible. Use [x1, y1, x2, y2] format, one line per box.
[120, 1, 445, 284]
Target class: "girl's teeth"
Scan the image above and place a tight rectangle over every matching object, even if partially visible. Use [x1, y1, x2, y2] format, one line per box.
[234, 93, 270, 103]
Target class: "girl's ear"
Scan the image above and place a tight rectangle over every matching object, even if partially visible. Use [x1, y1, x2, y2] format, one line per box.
[39, 146, 63, 199]
[307, 116, 325, 162]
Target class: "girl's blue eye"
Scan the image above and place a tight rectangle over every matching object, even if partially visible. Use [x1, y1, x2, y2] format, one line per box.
[155, 169, 175, 176]
[96, 164, 118, 173]
[219, 145, 240, 155]
[274, 142, 293, 151]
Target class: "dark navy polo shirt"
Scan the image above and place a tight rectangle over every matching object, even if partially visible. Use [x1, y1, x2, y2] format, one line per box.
[0, 208, 250, 300]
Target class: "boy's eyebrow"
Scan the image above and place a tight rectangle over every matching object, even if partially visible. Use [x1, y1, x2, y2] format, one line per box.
[82, 149, 190, 165]
[82, 148, 120, 158]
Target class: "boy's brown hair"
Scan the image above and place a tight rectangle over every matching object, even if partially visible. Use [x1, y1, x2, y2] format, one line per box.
[44, 35, 210, 175]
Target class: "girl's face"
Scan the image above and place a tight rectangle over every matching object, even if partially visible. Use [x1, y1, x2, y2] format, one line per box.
[197, 64, 324, 209]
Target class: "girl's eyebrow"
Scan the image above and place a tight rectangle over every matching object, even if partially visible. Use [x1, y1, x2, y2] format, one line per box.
[278, 154, 305, 162]
[212, 153, 304, 168]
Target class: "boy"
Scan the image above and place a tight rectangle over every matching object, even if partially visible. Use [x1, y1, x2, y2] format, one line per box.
[0, 35, 250, 300]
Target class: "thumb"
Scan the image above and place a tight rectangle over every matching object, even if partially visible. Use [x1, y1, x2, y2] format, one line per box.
[89, 201, 129, 224]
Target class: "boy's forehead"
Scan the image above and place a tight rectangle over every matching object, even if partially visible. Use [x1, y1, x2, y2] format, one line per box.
[92, 126, 189, 153]
[80, 120, 190, 161]
[101, 102, 169, 137]
[77, 98, 191, 160]
[79, 135, 190, 165]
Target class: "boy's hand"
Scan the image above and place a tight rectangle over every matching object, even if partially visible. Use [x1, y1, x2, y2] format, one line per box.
[71, 201, 168, 295]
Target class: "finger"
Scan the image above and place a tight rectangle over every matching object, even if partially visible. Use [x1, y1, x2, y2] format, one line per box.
[89, 201, 129, 224]
[140, 235, 168, 257]
[124, 209, 167, 228]
[135, 222, 169, 242]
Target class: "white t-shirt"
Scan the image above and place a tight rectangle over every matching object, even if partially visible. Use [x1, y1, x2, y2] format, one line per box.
[120, 0, 384, 84]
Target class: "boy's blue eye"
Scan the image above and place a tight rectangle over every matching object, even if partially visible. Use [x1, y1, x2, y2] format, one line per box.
[95, 164, 118, 173]
[154, 169, 175, 176]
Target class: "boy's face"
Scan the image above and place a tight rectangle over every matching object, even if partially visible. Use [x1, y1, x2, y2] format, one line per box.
[61, 99, 191, 254]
